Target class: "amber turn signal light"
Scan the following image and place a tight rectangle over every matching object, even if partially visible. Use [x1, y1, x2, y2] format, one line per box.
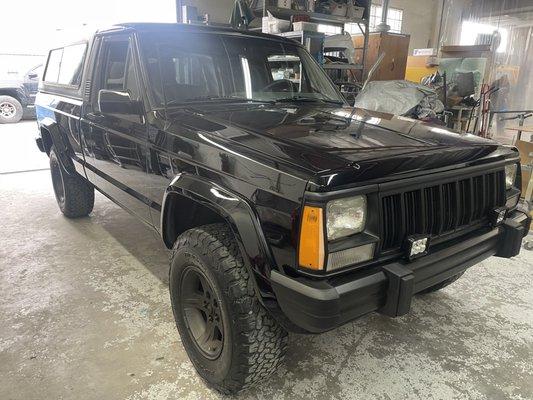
[298, 206, 325, 270]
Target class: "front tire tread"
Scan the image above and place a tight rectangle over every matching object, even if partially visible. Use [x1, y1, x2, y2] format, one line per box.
[171, 223, 287, 394]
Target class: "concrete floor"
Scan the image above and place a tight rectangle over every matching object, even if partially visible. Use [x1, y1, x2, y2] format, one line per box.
[1, 122, 533, 400]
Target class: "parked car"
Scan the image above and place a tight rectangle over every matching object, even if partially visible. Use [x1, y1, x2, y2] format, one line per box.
[34, 23, 531, 394]
[0, 64, 42, 123]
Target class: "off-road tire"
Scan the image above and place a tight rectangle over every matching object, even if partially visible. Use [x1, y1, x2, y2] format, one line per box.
[417, 272, 465, 294]
[169, 223, 288, 394]
[49, 146, 94, 218]
[0, 95, 23, 123]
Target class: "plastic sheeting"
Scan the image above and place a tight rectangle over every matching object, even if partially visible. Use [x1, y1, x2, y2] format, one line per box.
[436, 0, 533, 138]
[353, 80, 444, 119]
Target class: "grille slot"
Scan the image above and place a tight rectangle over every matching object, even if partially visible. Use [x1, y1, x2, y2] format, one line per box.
[380, 170, 506, 252]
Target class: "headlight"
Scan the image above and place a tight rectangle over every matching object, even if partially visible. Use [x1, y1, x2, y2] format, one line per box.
[326, 195, 366, 240]
[505, 164, 517, 189]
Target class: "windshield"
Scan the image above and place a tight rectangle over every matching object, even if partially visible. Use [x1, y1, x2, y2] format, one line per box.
[139, 31, 345, 106]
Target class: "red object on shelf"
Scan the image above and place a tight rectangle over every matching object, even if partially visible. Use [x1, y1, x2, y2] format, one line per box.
[291, 14, 311, 23]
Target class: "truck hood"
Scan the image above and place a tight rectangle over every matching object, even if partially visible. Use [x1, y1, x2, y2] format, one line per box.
[167, 103, 513, 188]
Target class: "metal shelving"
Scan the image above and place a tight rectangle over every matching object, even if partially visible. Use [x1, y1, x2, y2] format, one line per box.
[260, 6, 366, 25]
[253, 1, 370, 82]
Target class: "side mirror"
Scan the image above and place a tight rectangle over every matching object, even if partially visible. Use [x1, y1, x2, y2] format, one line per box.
[98, 89, 141, 117]
[27, 73, 38, 79]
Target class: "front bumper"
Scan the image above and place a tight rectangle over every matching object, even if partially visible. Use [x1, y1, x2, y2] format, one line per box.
[271, 210, 531, 333]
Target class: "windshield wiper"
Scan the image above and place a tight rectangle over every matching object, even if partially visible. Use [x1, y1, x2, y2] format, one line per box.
[167, 96, 274, 105]
[275, 96, 344, 105]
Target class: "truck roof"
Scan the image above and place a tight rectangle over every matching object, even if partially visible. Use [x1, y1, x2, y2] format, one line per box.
[96, 22, 295, 44]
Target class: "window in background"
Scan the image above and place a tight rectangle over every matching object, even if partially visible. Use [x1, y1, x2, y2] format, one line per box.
[344, 23, 358, 34]
[368, 5, 403, 34]
[460, 21, 508, 53]
[318, 24, 342, 35]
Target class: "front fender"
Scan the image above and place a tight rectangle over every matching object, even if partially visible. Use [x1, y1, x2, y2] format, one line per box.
[0, 83, 27, 106]
[162, 173, 304, 331]
[163, 173, 277, 280]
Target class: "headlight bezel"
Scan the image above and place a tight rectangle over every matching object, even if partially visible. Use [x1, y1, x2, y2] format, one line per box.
[504, 162, 521, 209]
[298, 189, 379, 275]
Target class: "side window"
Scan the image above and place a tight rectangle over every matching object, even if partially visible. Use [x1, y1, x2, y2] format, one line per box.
[44, 43, 87, 86]
[57, 43, 86, 86]
[97, 38, 140, 99]
[44, 48, 63, 83]
[101, 40, 129, 91]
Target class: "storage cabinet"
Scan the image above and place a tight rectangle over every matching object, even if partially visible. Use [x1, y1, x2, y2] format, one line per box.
[353, 32, 410, 81]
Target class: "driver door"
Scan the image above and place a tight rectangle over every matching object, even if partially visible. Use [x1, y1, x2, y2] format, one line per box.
[80, 34, 152, 224]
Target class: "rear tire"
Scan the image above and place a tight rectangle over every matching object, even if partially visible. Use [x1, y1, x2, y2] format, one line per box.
[0, 95, 23, 123]
[169, 223, 288, 394]
[417, 272, 465, 294]
[49, 147, 94, 218]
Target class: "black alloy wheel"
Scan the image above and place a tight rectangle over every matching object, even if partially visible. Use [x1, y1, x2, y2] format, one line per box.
[180, 266, 224, 360]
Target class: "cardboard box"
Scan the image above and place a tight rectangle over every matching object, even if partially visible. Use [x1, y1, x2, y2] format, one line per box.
[293, 21, 320, 32]
[262, 16, 291, 34]
[515, 140, 533, 199]
[348, 5, 365, 19]
[330, 4, 348, 16]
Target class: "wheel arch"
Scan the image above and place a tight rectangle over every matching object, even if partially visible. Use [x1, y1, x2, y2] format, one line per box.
[162, 174, 277, 286]
[0, 87, 27, 106]
[40, 125, 53, 155]
[38, 118, 76, 174]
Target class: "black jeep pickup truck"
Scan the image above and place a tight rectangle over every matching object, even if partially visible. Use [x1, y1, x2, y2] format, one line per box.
[35, 23, 530, 393]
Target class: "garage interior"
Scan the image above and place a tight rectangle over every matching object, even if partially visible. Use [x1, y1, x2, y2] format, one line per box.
[1, 0, 533, 399]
